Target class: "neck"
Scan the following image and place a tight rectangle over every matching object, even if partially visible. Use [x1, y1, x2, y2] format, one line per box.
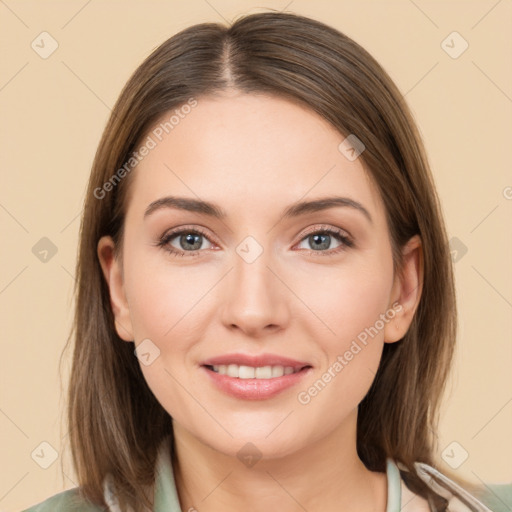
[171, 411, 387, 512]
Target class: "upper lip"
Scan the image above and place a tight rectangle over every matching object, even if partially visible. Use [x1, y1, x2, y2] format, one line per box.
[201, 353, 311, 371]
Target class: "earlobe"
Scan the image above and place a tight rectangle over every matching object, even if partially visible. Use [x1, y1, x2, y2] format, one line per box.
[384, 235, 423, 343]
[97, 236, 134, 341]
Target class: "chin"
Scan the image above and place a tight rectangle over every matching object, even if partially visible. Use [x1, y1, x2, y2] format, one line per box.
[198, 423, 310, 462]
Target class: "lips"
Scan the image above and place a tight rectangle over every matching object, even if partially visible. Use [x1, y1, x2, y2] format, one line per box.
[200, 353, 312, 400]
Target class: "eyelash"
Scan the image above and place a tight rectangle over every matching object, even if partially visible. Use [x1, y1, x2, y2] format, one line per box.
[156, 224, 354, 258]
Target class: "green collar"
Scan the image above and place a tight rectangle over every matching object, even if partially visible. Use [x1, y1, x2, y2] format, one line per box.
[152, 439, 403, 511]
[152, 439, 182, 511]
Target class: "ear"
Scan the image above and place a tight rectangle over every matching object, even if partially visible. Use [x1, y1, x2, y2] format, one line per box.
[384, 235, 423, 343]
[97, 235, 134, 341]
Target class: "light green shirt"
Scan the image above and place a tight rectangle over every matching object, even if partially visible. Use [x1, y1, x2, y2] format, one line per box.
[22, 439, 511, 511]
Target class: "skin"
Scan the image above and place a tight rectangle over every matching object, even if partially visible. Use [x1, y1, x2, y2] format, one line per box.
[98, 90, 423, 512]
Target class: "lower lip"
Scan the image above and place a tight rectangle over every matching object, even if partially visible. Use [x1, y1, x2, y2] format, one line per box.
[201, 366, 312, 400]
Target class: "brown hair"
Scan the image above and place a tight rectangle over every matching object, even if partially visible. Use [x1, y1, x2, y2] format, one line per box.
[65, 10, 465, 511]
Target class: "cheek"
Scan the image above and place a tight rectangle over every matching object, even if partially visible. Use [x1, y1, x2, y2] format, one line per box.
[334, 272, 388, 328]
[296, 256, 394, 351]
[124, 260, 215, 423]
[122, 256, 219, 405]
[124, 252, 215, 342]
[293, 253, 394, 404]
[293, 290, 390, 437]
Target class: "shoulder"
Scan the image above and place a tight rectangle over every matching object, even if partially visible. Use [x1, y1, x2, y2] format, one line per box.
[21, 487, 106, 512]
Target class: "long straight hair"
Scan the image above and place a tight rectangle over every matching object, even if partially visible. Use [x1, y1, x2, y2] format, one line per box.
[66, 11, 460, 511]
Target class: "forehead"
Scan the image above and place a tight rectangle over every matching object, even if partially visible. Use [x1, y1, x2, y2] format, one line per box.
[126, 92, 385, 223]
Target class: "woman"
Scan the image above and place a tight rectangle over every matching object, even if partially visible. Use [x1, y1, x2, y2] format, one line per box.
[23, 10, 509, 512]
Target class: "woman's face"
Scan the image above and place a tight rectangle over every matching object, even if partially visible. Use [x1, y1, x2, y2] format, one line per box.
[98, 91, 420, 460]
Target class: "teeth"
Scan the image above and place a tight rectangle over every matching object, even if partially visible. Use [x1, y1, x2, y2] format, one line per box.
[210, 364, 301, 379]
[255, 366, 272, 379]
[239, 365, 255, 379]
[272, 365, 284, 377]
[227, 364, 239, 378]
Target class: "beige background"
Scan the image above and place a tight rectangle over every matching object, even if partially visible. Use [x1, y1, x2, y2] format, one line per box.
[1, 1, 511, 510]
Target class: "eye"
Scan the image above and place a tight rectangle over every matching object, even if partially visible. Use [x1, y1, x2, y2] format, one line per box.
[295, 225, 353, 256]
[156, 224, 354, 258]
[156, 226, 215, 257]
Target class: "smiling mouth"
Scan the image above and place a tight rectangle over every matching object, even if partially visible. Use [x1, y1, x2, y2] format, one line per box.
[204, 364, 311, 379]
[201, 359, 313, 400]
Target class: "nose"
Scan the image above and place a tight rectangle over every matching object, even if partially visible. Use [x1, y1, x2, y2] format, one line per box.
[219, 247, 289, 338]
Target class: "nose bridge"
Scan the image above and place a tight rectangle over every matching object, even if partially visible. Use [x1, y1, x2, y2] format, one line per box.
[220, 236, 288, 335]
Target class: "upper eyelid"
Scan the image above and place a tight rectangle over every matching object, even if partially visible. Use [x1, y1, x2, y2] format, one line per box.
[299, 224, 351, 238]
[162, 225, 216, 243]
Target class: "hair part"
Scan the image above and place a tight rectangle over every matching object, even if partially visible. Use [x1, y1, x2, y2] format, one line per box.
[66, 11, 459, 511]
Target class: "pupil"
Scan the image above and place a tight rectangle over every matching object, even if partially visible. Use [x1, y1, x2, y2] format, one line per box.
[311, 233, 329, 250]
[182, 233, 201, 250]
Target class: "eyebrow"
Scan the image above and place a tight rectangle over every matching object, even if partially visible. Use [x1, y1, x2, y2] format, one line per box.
[144, 195, 372, 223]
